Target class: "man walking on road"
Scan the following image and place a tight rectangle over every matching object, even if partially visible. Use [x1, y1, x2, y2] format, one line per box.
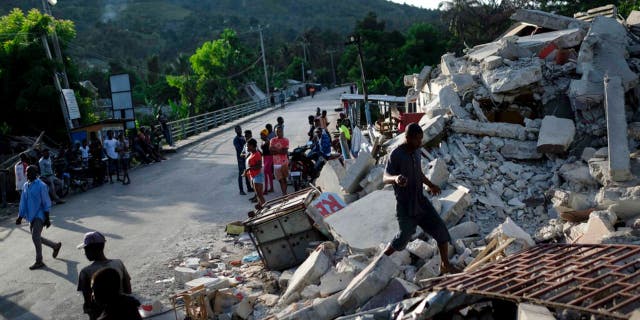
[77, 231, 132, 320]
[16, 165, 62, 270]
[382, 123, 459, 275]
[233, 125, 252, 195]
[270, 125, 289, 196]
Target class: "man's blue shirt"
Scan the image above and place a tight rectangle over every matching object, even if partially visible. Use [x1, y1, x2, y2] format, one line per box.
[19, 178, 51, 222]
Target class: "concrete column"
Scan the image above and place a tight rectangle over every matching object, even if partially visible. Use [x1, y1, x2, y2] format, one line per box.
[604, 76, 632, 182]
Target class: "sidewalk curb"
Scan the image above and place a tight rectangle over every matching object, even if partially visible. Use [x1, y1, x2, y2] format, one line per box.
[171, 105, 285, 151]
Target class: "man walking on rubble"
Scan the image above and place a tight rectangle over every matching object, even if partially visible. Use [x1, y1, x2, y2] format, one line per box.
[382, 123, 459, 275]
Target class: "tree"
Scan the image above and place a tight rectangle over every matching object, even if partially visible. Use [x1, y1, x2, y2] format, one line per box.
[0, 8, 84, 139]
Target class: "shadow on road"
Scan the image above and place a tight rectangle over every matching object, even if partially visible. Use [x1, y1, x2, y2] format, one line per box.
[44, 258, 80, 286]
[0, 290, 44, 320]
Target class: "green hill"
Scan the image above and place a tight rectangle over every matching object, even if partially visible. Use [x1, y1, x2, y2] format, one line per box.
[1, 0, 439, 69]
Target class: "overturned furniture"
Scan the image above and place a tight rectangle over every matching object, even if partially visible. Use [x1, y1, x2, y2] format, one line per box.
[243, 187, 329, 271]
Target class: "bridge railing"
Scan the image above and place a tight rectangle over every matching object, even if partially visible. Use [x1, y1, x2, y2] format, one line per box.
[160, 99, 271, 143]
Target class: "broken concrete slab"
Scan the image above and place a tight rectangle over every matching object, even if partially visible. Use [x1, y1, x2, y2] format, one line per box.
[280, 244, 333, 304]
[316, 159, 346, 199]
[482, 60, 543, 93]
[559, 162, 598, 186]
[577, 210, 616, 244]
[340, 151, 375, 194]
[320, 269, 355, 297]
[414, 255, 441, 282]
[301, 285, 322, 300]
[439, 185, 472, 227]
[517, 303, 556, 320]
[337, 254, 400, 311]
[360, 278, 419, 312]
[451, 73, 476, 93]
[359, 166, 385, 194]
[510, 9, 589, 31]
[325, 190, 398, 251]
[451, 118, 528, 140]
[425, 85, 461, 118]
[278, 269, 295, 290]
[596, 186, 640, 220]
[441, 53, 458, 76]
[448, 221, 480, 240]
[569, 17, 639, 109]
[426, 158, 449, 188]
[386, 115, 446, 151]
[516, 28, 585, 52]
[406, 239, 436, 260]
[280, 293, 343, 320]
[500, 140, 543, 160]
[604, 76, 633, 182]
[481, 55, 503, 70]
[471, 100, 489, 123]
[537, 116, 575, 153]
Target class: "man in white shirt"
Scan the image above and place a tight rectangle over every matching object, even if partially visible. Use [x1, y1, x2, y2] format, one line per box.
[38, 149, 64, 204]
[79, 139, 90, 167]
[103, 131, 120, 183]
[14, 153, 29, 194]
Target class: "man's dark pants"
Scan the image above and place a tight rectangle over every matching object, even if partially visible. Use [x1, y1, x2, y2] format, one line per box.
[237, 162, 253, 193]
[391, 199, 451, 251]
[30, 218, 57, 263]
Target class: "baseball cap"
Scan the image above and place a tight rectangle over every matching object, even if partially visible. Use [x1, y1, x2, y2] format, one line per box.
[77, 231, 106, 249]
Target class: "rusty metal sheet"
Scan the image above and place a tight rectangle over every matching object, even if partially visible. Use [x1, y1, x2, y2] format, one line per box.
[425, 244, 640, 319]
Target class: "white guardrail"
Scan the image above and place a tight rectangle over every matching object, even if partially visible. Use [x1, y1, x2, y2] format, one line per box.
[161, 99, 271, 142]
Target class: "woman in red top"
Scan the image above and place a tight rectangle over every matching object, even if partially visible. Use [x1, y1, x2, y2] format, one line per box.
[244, 139, 265, 207]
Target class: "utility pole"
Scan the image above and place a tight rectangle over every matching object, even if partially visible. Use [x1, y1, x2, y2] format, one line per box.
[346, 34, 370, 126]
[257, 25, 270, 99]
[326, 49, 337, 86]
[41, 0, 73, 138]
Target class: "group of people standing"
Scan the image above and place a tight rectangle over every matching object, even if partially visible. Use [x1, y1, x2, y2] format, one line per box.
[234, 117, 289, 208]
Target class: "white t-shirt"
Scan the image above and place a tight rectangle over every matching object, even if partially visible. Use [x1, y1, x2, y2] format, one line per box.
[79, 146, 89, 159]
[103, 138, 119, 159]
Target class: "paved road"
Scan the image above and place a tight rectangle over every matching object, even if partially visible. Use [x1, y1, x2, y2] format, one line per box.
[0, 87, 347, 320]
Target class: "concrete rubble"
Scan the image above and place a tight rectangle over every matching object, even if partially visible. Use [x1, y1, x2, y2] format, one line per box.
[162, 5, 640, 320]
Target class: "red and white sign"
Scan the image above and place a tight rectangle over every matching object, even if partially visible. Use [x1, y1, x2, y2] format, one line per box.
[311, 192, 346, 218]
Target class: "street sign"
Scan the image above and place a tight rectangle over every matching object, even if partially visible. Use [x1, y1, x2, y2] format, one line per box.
[109, 73, 136, 129]
[62, 89, 81, 119]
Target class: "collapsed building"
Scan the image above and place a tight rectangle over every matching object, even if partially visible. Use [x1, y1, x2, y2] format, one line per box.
[162, 6, 640, 320]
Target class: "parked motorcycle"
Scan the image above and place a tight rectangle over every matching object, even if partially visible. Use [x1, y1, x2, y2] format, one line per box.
[288, 143, 315, 192]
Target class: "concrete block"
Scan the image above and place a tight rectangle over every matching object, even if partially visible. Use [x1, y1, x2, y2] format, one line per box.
[259, 294, 279, 307]
[596, 186, 640, 220]
[569, 17, 638, 109]
[337, 254, 400, 311]
[387, 115, 445, 151]
[316, 159, 346, 199]
[481, 56, 503, 70]
[451, 118, 528, 140]
[559, 162, 597, 186]
[441, 53, 458, 76]
[360, 278, 419, 312]
[359, 166, 385, 194]
[426, 158, 449, 188]
[581, 147, 597, 162]
[185, 277, 230, 290]
[577, 210, 616, 244]
[536, 116, 575, 153]
[517, 303, 556, 320]
[482, 62, 542, 94]
[301, 284, 322, 300]
[414, 256, 441, 282]
[604, 76, 632, 182]
[451, 74, 476, 93]
[340, 151, 375, 193]
[510, 9, 589, 31]
[406, 239, 436, 260]
[500, 140, 542, 160]
[280, 245, 333, 304]
[278, 268, 295, 290]
[320, 269, 355, 297]
[325, 190, 398, 251]
[390, 249, 411, 266]
[425, 85, 461, 118]
[488, 217, 535, 247]
[174, 267, 199, 286]
[448, 221, 480, 240]
[281, 293, 344, 320]
[439, 185, 472, 227]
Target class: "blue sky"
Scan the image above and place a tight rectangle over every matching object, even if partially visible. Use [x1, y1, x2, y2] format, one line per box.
[389, 0, 442, 10]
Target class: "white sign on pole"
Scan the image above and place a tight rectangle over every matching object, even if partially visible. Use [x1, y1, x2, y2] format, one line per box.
[62, 89, 81, 119]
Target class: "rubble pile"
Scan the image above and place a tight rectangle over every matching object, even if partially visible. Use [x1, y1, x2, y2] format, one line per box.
[163, 6, 640, 320]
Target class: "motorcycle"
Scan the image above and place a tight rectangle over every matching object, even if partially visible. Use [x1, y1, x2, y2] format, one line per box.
[54, 155, 89, 197]
[288, 143, 315, 192]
